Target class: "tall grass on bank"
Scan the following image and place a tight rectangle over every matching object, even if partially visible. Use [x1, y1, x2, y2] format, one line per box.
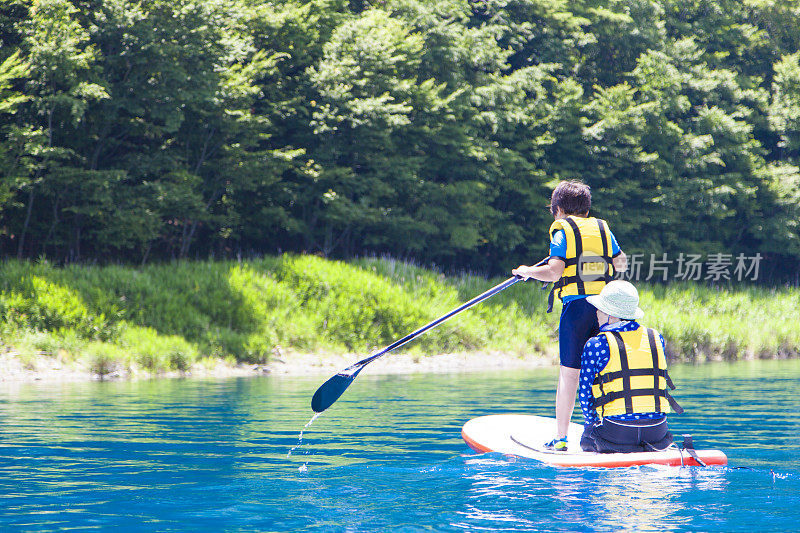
[640, 284, 800, 361]
[0, 255, 796, 376]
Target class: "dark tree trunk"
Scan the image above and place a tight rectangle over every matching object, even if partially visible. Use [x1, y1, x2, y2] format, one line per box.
[17, 186, 35, 259]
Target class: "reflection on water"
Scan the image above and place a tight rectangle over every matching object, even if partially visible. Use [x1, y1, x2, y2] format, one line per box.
[0, 359, 799, 531]
[452, 454, 728, 531]
[590, 466, 727, 532]
[455, 457, 729, 532]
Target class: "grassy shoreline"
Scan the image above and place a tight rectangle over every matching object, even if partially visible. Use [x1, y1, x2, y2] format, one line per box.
[0, 255, 796, 379]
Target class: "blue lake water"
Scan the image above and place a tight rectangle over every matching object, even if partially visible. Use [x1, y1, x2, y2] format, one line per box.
[2, 359, 800, 531]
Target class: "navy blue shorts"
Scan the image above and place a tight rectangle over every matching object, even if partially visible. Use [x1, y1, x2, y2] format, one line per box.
[558, 298, 600, 369]
[580, 417, 672, 453]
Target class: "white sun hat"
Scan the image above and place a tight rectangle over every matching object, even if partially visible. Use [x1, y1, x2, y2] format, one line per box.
[585, 280, 645, 320]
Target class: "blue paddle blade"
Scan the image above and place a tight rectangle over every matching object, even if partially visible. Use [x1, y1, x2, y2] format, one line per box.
[311, 370, 358, 413]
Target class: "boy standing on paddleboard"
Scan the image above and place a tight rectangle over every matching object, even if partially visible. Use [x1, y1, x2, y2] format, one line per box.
[512, 180, 627, 450]
[579, 280, 682, 452]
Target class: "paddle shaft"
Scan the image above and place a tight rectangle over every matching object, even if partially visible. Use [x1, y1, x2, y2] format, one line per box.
[350, 276, 521, 371]
[310, 257, 551, 412]
[349, 256, 551, 371]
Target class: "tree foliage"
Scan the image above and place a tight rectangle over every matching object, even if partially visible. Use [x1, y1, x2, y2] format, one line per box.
[0, 0, 798, 278]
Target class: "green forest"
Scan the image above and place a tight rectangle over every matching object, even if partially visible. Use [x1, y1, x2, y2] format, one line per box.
[1, 0, 799, 277]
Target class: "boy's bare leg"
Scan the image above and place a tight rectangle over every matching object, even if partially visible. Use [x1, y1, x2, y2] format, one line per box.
[556, 366, 580, 438]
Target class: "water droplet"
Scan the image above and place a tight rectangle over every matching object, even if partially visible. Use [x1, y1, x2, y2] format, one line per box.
[288, 412, 323, 458]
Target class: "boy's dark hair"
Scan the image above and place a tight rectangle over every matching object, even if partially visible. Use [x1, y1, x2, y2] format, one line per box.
[550, 180, 591, 216]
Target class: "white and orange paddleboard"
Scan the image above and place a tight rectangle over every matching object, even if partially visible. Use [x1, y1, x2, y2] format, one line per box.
[462, 414, 727, 468]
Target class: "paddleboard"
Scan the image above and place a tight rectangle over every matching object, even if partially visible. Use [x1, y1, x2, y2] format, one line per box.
[462, 414, 727, 468]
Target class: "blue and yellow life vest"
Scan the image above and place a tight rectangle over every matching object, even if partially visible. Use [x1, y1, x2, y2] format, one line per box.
[591, 326, 683, 418]
[546, 215, 614, 312]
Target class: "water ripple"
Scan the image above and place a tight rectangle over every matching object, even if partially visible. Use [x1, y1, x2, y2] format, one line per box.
[0, 362, 799, 531]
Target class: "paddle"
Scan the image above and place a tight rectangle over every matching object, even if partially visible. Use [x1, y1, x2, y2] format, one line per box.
[310, 258, 551, 413]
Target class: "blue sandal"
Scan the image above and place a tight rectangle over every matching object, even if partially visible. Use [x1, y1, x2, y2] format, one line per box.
[544, 437, 568, 451]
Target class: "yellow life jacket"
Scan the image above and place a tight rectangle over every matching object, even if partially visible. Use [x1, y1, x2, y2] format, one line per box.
[591, 326, 683, 418]
[548, 215, 615, 305]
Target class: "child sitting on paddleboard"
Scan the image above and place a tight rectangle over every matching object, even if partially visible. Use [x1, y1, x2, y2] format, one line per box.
[512, 180, 627, 451]
[579, 280, 683, 452]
